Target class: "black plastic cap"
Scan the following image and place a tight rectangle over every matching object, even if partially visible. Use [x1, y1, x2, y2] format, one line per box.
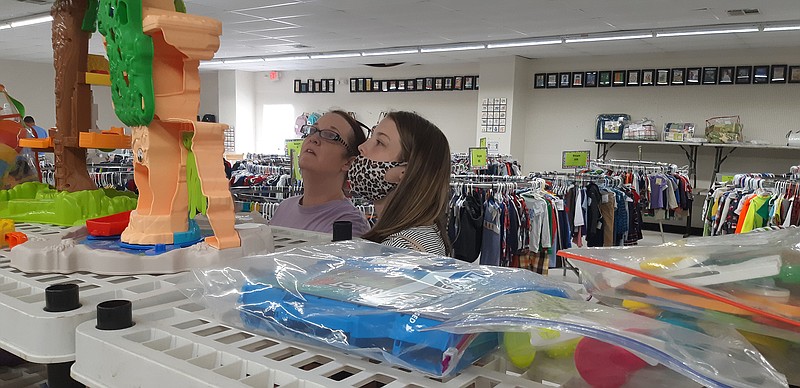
[44, 283, 81, 312]
[47, 362, 85, 388]
[332, 220, 352, 241]
[96, 299, 134, 330]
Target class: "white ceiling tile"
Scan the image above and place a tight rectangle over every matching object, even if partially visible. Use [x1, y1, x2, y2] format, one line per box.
[1, 0, 799, 70]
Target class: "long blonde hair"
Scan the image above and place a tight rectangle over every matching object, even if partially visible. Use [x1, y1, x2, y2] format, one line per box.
[362, 111, 452, 255]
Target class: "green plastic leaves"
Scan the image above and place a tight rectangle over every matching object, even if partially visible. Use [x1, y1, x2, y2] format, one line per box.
[97, 0, 155, 127]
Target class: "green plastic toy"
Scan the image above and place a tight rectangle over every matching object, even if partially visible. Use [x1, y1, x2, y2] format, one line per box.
[0, 182, 137, 226]
[183, 133, 208, 219]
[97, 0, 155, 127]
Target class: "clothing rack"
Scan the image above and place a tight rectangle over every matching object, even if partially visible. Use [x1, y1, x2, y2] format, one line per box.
[243, 153, 291, 162]
[245, 162, 290, 175]
[591, 159, 682, 174]
[451, 153, 522, 176]
[590, 159, 693, 237]
[451, 174, 529, 182]
[703, 172, 800, 236]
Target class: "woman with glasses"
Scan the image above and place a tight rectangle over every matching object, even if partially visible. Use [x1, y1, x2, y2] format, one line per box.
[348, 111, 452, 255]
[269, 110, 370, 236]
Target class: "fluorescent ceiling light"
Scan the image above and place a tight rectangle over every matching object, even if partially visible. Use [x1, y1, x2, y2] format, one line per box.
[362, 48, 419, 56]
[419, 44, 486, 53]
[565, 33, 652, 43]
[199, 61, 225, 68]
[763, 25, 800, 32]
[0, 24, 10, 30]
[265, 54, 311, 61]
[656, 27, 758, 37]
[222, 57, 265, 64]
[9, 15, 53, 28]
[487, 39, 562, 49]
[309, 52, 361, 59]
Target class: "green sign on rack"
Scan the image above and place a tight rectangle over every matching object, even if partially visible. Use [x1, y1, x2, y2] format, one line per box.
[562, 150, 590, 169]
[285, 139, 304, 181]
[470, 147, 488, 169]
[479, 137, 487, 148]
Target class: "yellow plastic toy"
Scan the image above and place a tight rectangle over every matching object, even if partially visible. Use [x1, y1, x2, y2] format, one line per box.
[0, 219, 14, 248]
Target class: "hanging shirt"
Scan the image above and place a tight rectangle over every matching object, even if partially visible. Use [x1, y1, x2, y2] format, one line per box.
[574, 187, 585, 227]
[739, 194, 771, 233]
[649, 175, 668, 209]
[480, 198, 502, 266]
[450, 194, 484, 263]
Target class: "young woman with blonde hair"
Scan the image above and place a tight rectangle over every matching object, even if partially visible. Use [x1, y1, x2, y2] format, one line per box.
[348, 111, 452, 255]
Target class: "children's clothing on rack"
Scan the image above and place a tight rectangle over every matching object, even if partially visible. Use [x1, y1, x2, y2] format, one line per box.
[448, 178, 566, 274]
[450, 153, 522, 176]
[532, 171, 645, 248]
[702, 173, 799, 236]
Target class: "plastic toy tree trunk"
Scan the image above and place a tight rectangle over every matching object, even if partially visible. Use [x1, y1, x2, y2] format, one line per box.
[120, 2, 239, 249]
[51, 0, 97, 192]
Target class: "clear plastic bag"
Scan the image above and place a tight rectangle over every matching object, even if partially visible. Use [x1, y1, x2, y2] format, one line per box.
[182, 241, 787, 386]
[664, 122, 696, 142]
[623, 118, 659, 141]
[437, 291, 786, 387]
[561, 228, 800, 385]
[705, 115, 743, 143]
[183, 241, 580, 377]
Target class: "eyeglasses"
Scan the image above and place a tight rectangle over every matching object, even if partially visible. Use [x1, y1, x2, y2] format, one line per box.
[300, 125, 354, 154]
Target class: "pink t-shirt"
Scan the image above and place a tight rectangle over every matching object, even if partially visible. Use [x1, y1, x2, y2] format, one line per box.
[269, 195, 370, 237]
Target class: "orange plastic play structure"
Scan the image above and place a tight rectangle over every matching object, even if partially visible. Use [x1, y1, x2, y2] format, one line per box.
[119, 0, 239, 249]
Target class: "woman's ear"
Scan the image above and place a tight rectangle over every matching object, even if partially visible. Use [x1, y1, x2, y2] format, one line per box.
[341, 155, 356, 173]
[385, 165, 406, 183]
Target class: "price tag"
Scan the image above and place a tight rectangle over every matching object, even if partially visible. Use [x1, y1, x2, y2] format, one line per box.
[469, 147, 488, 169]
[285, 139, 304, 181]
[561, 150, 590, 169]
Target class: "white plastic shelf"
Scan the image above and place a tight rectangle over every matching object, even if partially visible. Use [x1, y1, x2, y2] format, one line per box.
[0, 224, 331, 364]
[73, 299, 544, 388]
[0, 363, 48, 388]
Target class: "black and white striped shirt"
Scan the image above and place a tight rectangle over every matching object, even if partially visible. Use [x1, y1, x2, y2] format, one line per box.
[382, 225, 447, 256]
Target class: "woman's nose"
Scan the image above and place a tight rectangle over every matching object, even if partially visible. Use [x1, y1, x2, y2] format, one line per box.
[357, 142, 366, 155]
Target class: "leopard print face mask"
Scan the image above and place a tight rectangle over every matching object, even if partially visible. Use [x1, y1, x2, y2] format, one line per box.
[348, 155, 407, 201]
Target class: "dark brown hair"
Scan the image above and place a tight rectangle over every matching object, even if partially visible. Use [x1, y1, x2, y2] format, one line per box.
[329, 110, 368, 156]
[362, 111, 452, 255]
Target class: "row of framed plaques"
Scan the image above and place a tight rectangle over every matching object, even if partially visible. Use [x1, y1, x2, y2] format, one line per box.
[294, 79, 335, 93]
[349, 76, 479, 93]
[534, 65, 800, 89]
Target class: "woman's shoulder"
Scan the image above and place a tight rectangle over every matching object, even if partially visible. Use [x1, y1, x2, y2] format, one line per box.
[384, 225, 446, 255]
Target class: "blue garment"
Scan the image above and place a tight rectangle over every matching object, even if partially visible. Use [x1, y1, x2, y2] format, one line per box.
[479, 198, 501, 266]
[31, 125, 47, 138]
[613, 189, 629, 236]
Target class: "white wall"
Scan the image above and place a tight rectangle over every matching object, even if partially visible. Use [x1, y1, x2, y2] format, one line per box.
[524, 47, 800, 227]
[0, 58, 122, 131]
[235, 71, 256, 153]
[249, 63, 480, 154]
[199, 70, 219, 120]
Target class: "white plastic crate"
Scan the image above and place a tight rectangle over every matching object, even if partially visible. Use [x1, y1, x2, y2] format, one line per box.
[0, 363, 48, 388]
[0, 224, 331, 364]
[73, 299, 544, 388]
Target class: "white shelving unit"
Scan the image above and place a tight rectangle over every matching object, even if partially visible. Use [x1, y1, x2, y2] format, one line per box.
[73, 299, 545, 388]
[0, 224, 331, 364]
[0, 222, 189, 364]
